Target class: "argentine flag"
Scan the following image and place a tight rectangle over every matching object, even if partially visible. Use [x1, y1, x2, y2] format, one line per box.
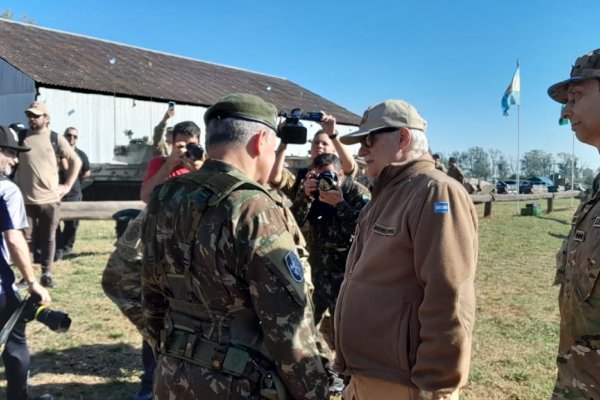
[501, 63, 520, 116]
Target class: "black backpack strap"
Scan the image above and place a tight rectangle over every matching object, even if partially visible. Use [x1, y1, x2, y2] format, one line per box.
[50, 131, 64, 159]
[17, 129, 26, 146]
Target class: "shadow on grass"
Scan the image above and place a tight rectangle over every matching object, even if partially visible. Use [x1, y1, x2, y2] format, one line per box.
[549, 232, 568, 240]
[63, 251, 112, 260]
[537, 215, 571, 225]
[0, 381, 141, 400]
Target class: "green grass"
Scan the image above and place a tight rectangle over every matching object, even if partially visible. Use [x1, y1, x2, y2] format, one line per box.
[0, 200, 577, 399]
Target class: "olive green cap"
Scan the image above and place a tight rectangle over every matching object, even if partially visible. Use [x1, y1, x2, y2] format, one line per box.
[204, 93, 278, 131]
[548, 49, 600, 104]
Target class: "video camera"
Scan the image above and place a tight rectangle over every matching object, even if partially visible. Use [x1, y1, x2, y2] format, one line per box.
[185, 142, 204, 161]
[277, 108, 323, 144]
[22, 293, 72, 333]
[312, 170, 339, 199]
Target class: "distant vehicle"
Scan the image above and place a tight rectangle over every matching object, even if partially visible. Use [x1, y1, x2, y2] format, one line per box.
[529, 176, 557, 192]
[565, 183, 586, 191]
[496, 180, 517, 194]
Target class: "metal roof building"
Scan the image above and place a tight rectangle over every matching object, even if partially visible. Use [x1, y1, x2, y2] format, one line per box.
[0, 18, 360, 162]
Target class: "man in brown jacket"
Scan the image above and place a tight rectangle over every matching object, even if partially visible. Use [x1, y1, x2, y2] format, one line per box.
[335, 99, 478, 400]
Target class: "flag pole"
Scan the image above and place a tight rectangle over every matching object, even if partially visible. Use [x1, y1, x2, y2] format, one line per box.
[516, 101, 521, 215]
[571, 132, 575, 208]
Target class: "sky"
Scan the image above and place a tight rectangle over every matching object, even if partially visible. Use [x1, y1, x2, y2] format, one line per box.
[3, 0, 600, 171]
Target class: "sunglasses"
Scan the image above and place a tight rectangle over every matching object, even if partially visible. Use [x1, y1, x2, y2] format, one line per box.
[65, 134, 78, 139]
[26, 113, 44, 119]
[360, 127, 399, 148]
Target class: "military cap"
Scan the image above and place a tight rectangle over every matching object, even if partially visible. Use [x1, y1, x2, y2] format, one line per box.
[548, 49, 600, 104]
[204, 93, 278, 131]
[340, 99, 427, 145]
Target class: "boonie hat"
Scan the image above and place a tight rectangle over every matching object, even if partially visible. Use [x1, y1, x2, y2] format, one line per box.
[204, 93, 278, 131]
[0, 125, 30, 152]
[340, 99, 427, 145]
[25, 101, 50, 117]
[548, 49, 600, 104]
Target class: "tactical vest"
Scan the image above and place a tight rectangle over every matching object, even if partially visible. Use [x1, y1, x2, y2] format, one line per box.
[145, 168, 288, 400]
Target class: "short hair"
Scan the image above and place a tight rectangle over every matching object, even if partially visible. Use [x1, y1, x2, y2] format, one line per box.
[64, 127, 77, 135]
[407, 129, 429, 158]
[171, 121, 200, 140]
[312, 153, 342, 172]
[206, 117, 272, 148]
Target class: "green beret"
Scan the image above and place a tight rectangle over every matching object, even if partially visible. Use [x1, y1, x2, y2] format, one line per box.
[204, 93, 278, 131]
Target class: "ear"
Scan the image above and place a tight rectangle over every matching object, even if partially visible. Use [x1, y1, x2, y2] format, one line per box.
[250, 129, 269, 157]
[398, 127, 411, 150]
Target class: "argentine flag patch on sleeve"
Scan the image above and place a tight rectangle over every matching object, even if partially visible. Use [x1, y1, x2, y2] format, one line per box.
[434, 201, 450, 214]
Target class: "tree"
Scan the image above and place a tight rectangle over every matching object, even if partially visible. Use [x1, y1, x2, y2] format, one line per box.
[466, 147, 491, 179]
[521, 150, 554, 177]
[557, 152, 580, 181]
[1, 10, 36, 24]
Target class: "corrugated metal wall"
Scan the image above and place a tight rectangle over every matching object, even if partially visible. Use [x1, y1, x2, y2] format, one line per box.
[0, 58, 36, 125]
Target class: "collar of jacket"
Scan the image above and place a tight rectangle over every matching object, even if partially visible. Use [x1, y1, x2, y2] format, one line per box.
[372, 154, 435, 197]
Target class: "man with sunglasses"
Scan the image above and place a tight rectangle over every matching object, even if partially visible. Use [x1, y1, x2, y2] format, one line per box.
[548, 49, 600, 399]
[55, 127, 90, 261]
[15, 102, 81, 288]
[334, 100, 478, 400]
[0, 125, 53, 400]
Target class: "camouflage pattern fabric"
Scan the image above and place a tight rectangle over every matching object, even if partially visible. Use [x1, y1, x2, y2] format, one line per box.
[447, 165, 464, 184]
[142, 159, 328, 400]
[290, 178, 370, 326]
[102, 209, 147, 337]
[552, 179, 600, 399]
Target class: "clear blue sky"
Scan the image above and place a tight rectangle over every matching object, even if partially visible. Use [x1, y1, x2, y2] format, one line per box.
[3, 0, 600, 171]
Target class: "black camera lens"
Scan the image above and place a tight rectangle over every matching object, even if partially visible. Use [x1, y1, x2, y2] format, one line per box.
[185, 142, 204, 161]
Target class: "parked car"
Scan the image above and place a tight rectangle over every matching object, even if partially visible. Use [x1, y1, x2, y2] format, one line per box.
[496, 180, 517, 194]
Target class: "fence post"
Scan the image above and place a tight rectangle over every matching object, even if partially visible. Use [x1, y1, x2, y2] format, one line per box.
[484, 200, 492, 218]
[547, 197, 554, 214]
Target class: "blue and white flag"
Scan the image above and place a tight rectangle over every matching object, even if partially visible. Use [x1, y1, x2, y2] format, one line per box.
[501, 63, 520, 116]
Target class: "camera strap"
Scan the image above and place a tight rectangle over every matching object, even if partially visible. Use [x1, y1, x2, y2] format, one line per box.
[0, 296, 28, 351]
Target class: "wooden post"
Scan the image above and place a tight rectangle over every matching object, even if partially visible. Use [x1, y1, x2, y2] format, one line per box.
[547, 198, 554, 214]
[484, 200, 492, 218]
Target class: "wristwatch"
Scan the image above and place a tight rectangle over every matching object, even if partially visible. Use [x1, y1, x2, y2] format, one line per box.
[329, 132, 338, 139]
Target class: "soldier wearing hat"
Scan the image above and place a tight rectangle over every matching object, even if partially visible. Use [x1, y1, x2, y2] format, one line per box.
[447, 156, 464, 184]
[333, 100, 478, 400]
[548, 49, 600, 399]
[141, 93, 329, 399]
[0, 125, 53, 400]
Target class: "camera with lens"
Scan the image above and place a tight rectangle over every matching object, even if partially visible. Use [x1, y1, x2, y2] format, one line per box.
[185, 142, 204, 161]
[312, 170, 339, 199]
[278, 108, 323, 145]
[22, 293, 72, 333]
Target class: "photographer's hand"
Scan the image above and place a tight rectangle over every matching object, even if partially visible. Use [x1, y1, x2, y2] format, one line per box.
[29, 281, 51, 304]
[319, 186, 344, 206]
[303, 173, 319, 198]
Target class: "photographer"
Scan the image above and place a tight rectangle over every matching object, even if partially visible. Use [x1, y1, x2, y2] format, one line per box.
[140, 121, 204, 203]
[0, 126, 52, 400]
[152, 104, 175, 157]
[269, 112, 358, 200]
[291, 153, 370, 334]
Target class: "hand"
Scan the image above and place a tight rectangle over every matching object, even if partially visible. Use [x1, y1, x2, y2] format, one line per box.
[181, 157, 203, 172]
[303, 172, 319, 198]
[57, 184, 70, 198]
[29, 281, 51, 304]
[319, 185, 344, 206]
[319, 112, 336, 137]
[164, 108, 175, 120]
[165, 143, 187, 169]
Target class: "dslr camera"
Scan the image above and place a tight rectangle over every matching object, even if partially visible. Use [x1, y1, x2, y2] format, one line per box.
[312, 170, 339, 199]
[22, 292, 72, 333]
[185, 142, 204, 161]
[278, 108, 323, 144]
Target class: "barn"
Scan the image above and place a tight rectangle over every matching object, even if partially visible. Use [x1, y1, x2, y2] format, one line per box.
[0, 18, 360, 165]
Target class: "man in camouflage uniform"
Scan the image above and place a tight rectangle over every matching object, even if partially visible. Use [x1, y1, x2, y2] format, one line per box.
[141, 93, 329, 399]
[548, 49, 600, 400]
[290, 153, 369, 332]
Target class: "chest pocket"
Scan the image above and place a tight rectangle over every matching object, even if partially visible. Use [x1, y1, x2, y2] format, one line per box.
[573, 228, 600, 302]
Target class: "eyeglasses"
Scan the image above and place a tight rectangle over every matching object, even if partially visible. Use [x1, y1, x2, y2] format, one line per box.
[360, 127, 399, 148]
[0, 148, 18, 158]
[65, 134, 78, 139]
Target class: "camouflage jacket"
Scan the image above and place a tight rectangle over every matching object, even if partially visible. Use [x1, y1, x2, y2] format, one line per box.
[290, 177, 370, 254]
[142, 159, 328, 399]
[553, 180, 600, 399]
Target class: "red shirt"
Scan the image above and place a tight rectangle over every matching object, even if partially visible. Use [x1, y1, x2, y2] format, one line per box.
[142, 156, 190, 183]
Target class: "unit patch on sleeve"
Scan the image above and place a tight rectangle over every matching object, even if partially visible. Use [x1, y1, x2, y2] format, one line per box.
[434, 201, 450, 214]
[284, 250, 304, 283]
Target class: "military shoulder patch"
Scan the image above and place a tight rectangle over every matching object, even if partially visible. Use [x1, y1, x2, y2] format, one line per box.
[284, 250, 304, 283]
[434, 201, 450, 214]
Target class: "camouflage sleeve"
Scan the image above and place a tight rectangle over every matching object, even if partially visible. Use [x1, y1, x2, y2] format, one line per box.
[141, 202, 169, 350]
[335, 183, 370, 237]
[236, 196, 328, 400]
[273, 167, 298, 199]
[289, 178, 312, 227]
